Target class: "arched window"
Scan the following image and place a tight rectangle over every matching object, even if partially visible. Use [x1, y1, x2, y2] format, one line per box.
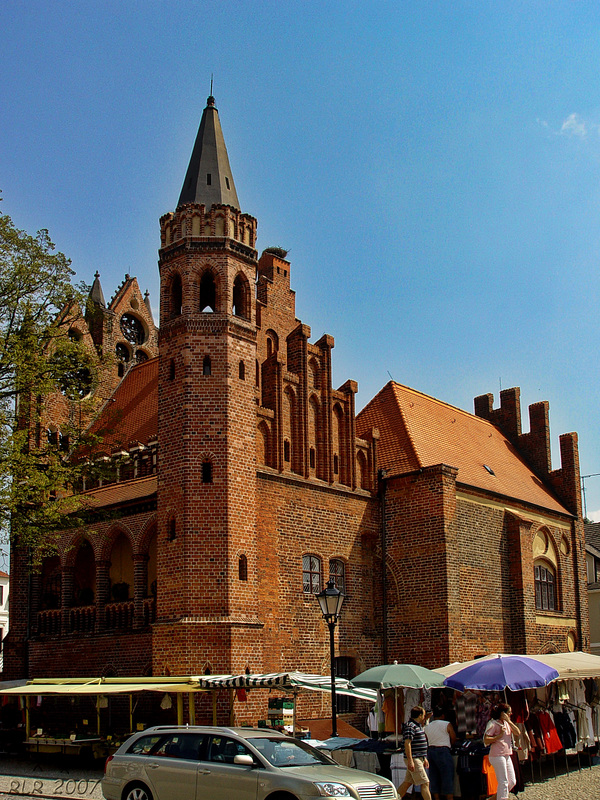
[238, 554, 248, 581]
[202, 460, 213, 484]
[309, 358, 320, 389]
[257, 421, 270, 467]
[329, 559, 346, 593]
[168, 517, 177, 542]
[74, 540, 95, 606]
[232, 273, 250, 319]
[302, 554, 321, 594]
[535, 562, 557, 611]
[239, 360, 245, 380]
[109, 533, 134, 602]
[203, 355, 212, 376]
[266, 329, 279, 357]
[171, 273, 183, 317]
[40, 556, 61, 610]
[357, 451, 369, 490]
[200, 271, 216, 312]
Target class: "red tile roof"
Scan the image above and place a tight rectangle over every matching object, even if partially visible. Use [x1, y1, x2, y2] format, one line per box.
[357, 382, 570, 516]
[89, 358, 158, 451]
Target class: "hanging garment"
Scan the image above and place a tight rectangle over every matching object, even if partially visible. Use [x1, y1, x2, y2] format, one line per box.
[553, 710, 577, 749]
[353, 751, 380, 774]
[455, 691, 478, 735]
[403, 688, 420, 723]
[506, 689, 529, 723]
[482, 755, 498, 796]
[536, 710, 563, 754]
[515, 722, 531, 760]
[390, 752, 413, 793]
[331, 749, 355, 767]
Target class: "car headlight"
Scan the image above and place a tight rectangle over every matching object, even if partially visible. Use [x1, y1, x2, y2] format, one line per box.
[313, 783, 351, 797]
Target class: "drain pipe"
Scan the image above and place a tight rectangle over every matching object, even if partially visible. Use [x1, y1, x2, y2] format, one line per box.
[378, 469, 388, 664]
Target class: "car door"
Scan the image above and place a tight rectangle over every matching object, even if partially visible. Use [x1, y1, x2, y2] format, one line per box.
[142, 733, 206, 800]
[196, 735, 259, 800]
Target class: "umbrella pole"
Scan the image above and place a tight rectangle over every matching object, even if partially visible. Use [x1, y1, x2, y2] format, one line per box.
[293, 689, 297, 738]
[395, 687, 398, 749]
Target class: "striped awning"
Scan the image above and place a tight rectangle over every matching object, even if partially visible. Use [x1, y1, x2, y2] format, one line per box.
[193, 672, 376, 702]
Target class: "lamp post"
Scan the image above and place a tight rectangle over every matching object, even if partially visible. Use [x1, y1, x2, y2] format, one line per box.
[317, 579, 345, 737]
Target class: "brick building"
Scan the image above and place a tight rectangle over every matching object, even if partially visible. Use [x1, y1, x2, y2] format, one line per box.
[4, 96, 589, 724]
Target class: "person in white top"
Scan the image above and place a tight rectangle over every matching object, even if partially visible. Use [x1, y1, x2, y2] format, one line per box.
[484, 703, 520, 800]
[425, 706, 457, 800]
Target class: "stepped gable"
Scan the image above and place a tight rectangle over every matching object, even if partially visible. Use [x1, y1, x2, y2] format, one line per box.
[357, 381, 570, 515]
[87, 356, 158, 452]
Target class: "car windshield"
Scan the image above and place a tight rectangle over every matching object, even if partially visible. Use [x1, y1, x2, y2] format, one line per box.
[248, 737, 332, 768]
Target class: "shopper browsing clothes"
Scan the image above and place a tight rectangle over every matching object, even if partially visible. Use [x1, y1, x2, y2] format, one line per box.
[398, 706, 432, 800]
[483, 703, 521, 800]
[425, 706, 457, 800]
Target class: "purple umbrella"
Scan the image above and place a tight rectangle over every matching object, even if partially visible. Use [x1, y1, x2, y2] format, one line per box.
[443, 654, 559, 692]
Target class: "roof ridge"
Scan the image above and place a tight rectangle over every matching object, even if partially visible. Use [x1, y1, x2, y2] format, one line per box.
[389, 384, 423, 471]
[390, 381, 499, 432]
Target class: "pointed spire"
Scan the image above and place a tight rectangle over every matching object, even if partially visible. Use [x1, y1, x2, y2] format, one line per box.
[89, 271, 106, 307]
[178, 96, 241, 210]
[144, 290, 154, 322]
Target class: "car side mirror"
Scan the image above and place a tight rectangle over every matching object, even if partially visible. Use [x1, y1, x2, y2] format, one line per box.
[233, 754, 255, 767]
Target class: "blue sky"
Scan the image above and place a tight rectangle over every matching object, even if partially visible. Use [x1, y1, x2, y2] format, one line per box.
[2, 1, 600, 516]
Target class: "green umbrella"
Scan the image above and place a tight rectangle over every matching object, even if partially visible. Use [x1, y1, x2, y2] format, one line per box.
[351, 662, 445, 690]
[351, 662, 445, 747]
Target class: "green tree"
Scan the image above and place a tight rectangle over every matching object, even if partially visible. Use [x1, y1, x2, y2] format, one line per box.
[0, 204, 103, 551]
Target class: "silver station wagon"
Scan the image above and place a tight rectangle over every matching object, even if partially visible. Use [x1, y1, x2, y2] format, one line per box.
[102, 725, 397, 800]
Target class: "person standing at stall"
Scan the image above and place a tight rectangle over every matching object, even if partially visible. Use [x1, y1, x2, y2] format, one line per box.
[425, 706, 456, 800]
[398, 706, 432, 800]
[484, 703, 520, 800]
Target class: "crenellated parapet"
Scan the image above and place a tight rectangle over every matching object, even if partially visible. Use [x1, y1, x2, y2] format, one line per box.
[474, 387, 582, 516]
[160, 203, 257, 250]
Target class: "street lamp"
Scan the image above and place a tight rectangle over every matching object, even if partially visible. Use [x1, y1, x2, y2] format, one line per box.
[317, 579, 345, 737]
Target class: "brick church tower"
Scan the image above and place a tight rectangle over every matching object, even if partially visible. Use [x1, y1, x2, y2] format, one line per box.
[153, 96, 263, 675]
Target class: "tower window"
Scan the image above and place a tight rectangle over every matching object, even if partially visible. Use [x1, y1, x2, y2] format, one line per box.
[238, 554, 248, 581]
[203, 356, 212, 376]
[171, 273, 183, 317]
[225, 177, 230, 190]
[334, 455, 339, 474]
[202, 460, 213, 484]
[207, 173, 212, 185]
[232, 273, 250, 319]
[239, 361, 245, 380]
[310, 448, 316, 469]
[168, 518, 177, 542]
[284, 440, 290, 462]
[200, 271, 216, 312]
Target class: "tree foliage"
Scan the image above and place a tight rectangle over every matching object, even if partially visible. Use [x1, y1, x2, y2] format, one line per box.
[0, 204, 103, 551]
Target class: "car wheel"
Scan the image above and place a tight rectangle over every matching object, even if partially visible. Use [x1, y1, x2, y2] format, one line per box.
[123, 783, 153, 800]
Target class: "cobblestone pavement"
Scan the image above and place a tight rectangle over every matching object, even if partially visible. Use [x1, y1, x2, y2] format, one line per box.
[517, 763, 600, 799]
[0, 755, 596, 799]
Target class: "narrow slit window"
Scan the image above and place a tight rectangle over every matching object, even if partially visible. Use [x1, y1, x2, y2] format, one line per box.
[225, 177, 230, 190]
[239, 361, 245, 380]
[284, 440, 291, 462]
[202, 460, 213, 484]
[238, 554, 248, 581]
[207, 173, 212, 186]
[203, 356, 212, 376]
